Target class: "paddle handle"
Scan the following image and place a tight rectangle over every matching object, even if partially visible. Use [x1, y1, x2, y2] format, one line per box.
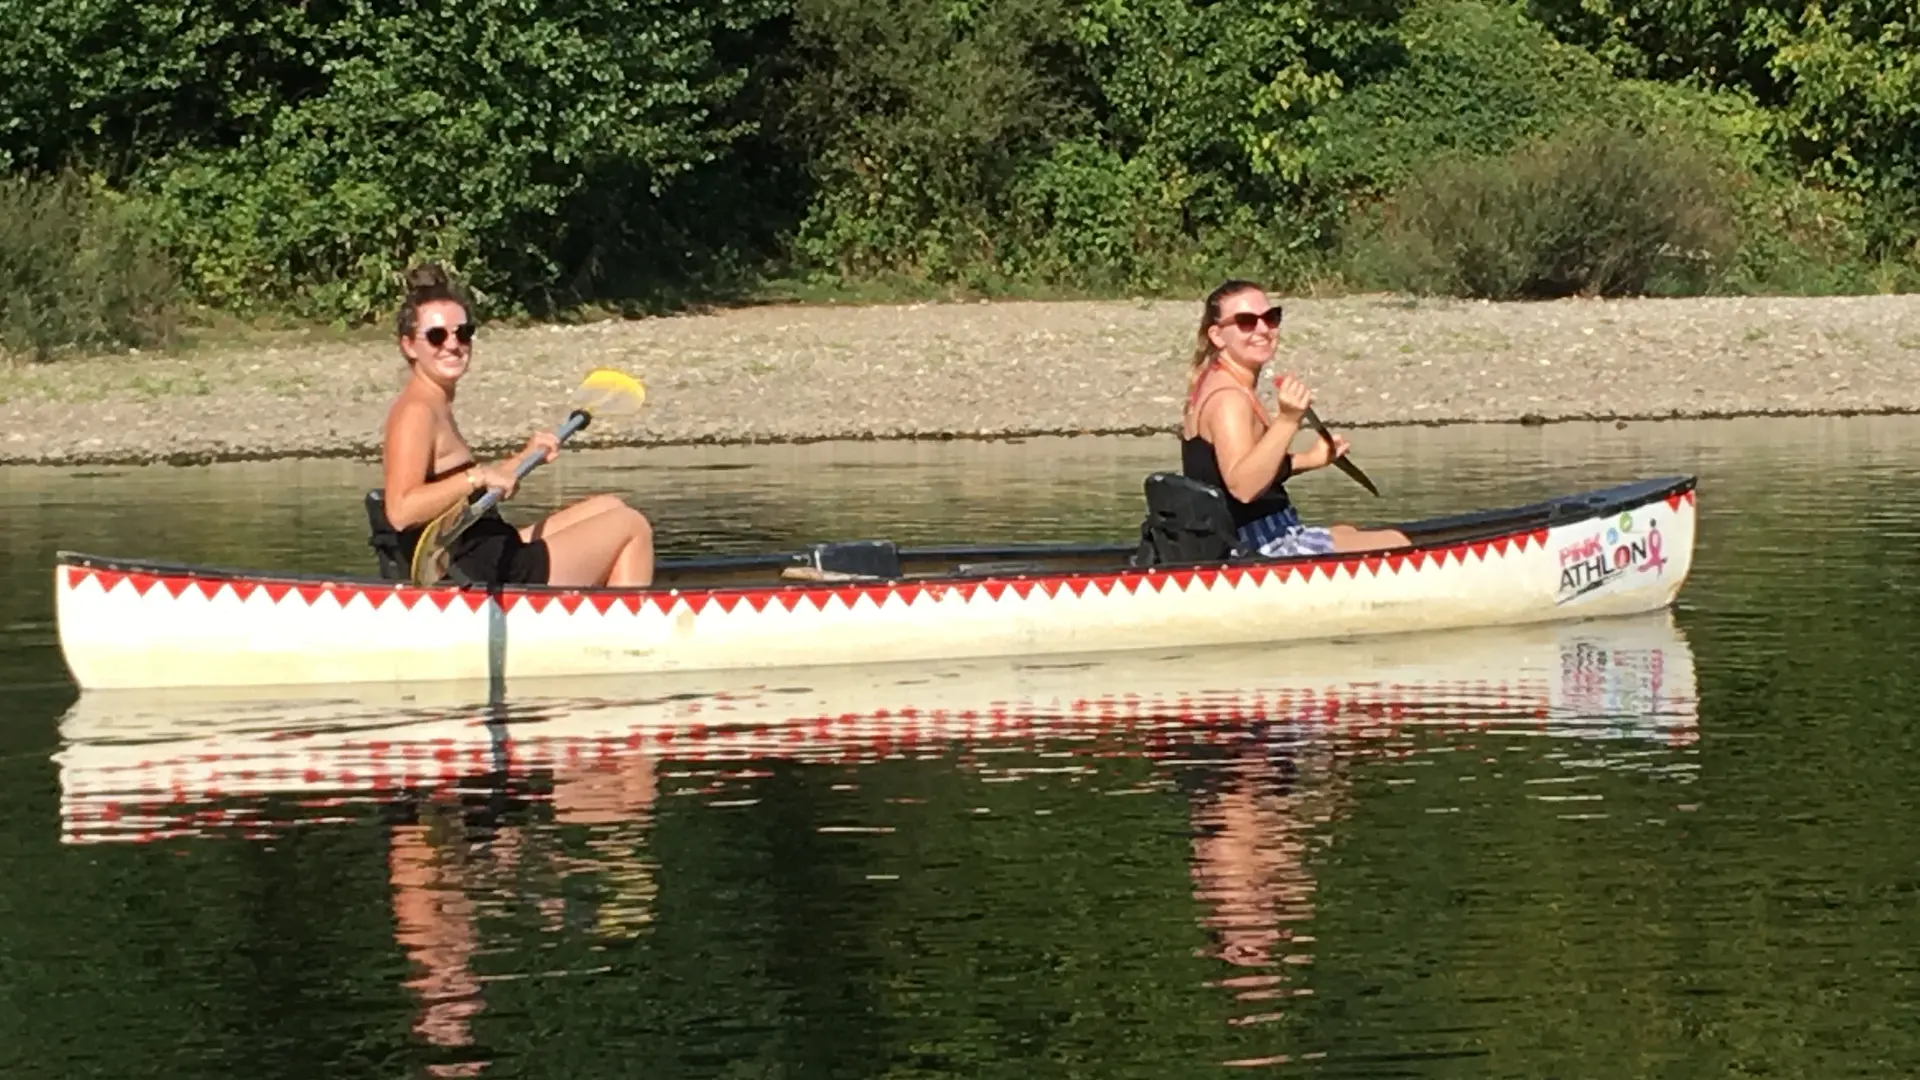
[468, 409, 592, 516]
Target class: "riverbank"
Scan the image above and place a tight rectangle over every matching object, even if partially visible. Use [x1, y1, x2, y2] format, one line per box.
[3, 292, 1918, 467]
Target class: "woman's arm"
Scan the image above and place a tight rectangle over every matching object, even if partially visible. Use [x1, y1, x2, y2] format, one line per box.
[1289, 433, 1349, 473]
[1202, 395, 1302, 504]
[381, 399, 476, 531]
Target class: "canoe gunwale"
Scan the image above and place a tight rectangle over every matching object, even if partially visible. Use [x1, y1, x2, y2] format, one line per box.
[52, 474, 1696, 591]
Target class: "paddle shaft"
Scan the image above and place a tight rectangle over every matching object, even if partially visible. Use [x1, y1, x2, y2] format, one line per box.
[460, 409, 591, 523]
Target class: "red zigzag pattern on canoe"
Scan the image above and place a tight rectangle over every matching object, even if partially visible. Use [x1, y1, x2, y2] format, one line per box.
[62, 526, 1558, 616]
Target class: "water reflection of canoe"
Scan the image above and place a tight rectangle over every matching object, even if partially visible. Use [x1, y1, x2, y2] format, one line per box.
[54, 612, 1697, 845]
[51, 474, 1697, 691]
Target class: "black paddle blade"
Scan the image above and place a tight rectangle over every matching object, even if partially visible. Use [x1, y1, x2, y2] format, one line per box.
[1331, 454, 1382, 497]
[1302, 405, 1381, 497]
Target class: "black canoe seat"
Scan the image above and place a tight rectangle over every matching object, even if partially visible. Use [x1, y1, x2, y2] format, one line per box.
[1130, 472, 1249, 567]
[365, 490, 409, 582]
[807, 539, 903, 580]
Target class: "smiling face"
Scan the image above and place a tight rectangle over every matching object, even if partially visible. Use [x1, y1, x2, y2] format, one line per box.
[398, 299, 475, 387]
[1206, 287, 1283, 372]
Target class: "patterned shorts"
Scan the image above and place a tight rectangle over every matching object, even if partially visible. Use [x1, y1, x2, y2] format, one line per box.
[1238, 506, 1337, 559]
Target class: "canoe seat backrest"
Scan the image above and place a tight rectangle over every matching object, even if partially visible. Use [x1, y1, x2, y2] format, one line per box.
[364, 490, 411, 582]
[1131, 472, 1246, 567]
[807, 539, 904, 580]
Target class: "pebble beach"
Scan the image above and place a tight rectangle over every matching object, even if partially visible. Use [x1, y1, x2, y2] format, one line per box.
[3, 292, 1918, 467]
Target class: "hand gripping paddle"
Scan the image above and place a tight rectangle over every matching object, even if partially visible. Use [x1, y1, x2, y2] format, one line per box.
[409, 367, 648, 586]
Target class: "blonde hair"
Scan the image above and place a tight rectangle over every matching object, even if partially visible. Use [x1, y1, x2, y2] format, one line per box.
[1186, 279, 1261, 408]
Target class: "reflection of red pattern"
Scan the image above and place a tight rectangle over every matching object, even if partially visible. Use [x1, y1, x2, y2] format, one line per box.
[55, 676, 1692, 847]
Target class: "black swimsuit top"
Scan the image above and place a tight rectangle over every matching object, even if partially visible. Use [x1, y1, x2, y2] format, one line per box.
[1181, 375, 1294, 529]
[1181, 434, 1293, 529]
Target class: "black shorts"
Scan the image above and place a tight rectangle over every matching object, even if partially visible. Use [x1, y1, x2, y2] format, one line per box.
[447, 513, 551, 586]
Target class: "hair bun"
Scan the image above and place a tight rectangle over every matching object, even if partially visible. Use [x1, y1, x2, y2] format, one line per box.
[394, 262, 472, 341]
[404, 263, 451, 294]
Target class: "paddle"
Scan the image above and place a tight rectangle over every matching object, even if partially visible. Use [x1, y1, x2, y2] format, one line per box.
[408, 367, 649, 586]
[1302, 404, 1381, 498]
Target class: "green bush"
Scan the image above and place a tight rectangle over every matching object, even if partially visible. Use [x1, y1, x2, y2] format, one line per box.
[1347, 123, 1739, 298]
[1311, 0, 1621, 199]
[776, 0, 1080, 286]
[0, 0, 313, 178]
[56, 0, 791, 324]
[0, 172, 178, 361]
[776, 0, 1407, 292]
[5, 0, 1916, 334]
[1610, 77, 1920, 295]
[1527, 0, 1920, 261]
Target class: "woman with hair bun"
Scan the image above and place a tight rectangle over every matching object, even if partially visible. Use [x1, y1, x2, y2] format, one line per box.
[379, 264, 656, 587]
[1182, 280, 1409, 556]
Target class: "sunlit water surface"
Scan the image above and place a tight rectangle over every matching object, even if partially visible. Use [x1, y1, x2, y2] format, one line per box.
[2, 416, 1917, 1078]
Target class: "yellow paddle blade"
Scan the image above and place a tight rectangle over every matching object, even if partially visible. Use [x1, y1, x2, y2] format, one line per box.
[408, 501, 464, 586]
[570, 368, 647, 418]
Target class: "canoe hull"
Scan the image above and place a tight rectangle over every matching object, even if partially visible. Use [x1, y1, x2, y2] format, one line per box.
[53, 476, 1697, 691]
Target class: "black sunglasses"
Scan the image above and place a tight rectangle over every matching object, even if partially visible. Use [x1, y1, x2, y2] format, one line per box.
[1218, 306, 1283, 332]
[421, 323, 475, 348]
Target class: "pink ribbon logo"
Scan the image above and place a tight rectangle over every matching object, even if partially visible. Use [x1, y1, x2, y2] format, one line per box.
[1642, 523, 1667, 575]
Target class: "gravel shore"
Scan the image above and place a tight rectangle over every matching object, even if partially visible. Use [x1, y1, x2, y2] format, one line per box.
[3, 292, 1918, 466]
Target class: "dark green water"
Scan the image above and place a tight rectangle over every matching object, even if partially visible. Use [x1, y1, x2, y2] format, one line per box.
[3, 418, 1917, 1078]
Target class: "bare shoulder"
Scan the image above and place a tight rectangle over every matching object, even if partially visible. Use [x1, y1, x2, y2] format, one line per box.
[1194, 375, 1261, 436]
[383, 384, 438, 435]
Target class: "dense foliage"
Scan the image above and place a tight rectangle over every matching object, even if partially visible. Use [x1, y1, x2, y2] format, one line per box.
[0, 171, 177, 358]
[1, 0, 1915, 351]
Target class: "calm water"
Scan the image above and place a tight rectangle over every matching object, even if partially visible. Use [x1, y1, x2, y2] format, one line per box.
[2, 417, 1918, 1078]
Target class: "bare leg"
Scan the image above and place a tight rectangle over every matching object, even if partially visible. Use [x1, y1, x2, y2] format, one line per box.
[519, 493, 629, 541]
[520, 494, 655, 587]
[1326, 524, 1412, 553]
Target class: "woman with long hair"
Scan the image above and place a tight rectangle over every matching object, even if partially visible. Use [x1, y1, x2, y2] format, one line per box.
[1181, 280, 1409, 555]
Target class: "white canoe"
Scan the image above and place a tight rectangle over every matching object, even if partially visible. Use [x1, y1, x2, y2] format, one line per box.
[52, 473, 1697, 692]
[55, 610, 1699, 845]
